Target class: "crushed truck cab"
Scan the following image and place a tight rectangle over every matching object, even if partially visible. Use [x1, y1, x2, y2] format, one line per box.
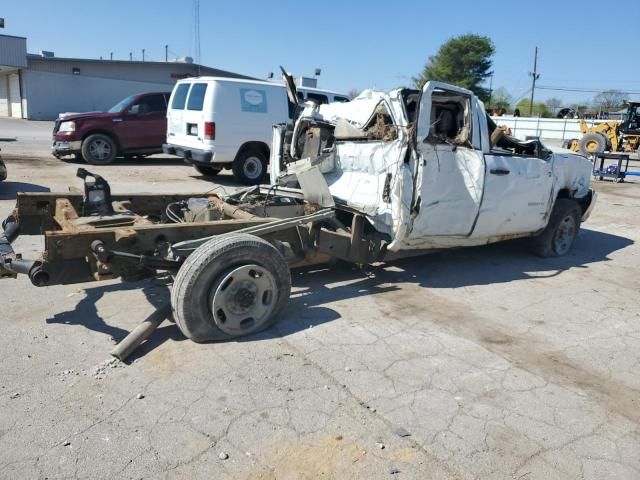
[272, 80, 595, 253]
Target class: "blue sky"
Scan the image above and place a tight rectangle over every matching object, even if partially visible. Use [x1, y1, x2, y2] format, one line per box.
[3, 0, 639, 105]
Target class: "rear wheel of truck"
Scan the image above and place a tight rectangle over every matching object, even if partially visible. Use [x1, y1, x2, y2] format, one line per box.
[530, 199, 581, 257]
[194, 165, 221, 176]
[81, 134, 117, 165]
[171, 233, 291, 342]
[578, 133, 607, 156]
[232, 149, 267, 185]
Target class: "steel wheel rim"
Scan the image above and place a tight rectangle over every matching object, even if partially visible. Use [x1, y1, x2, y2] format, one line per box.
[89, 139, 112, 160]
[553, 215, 576, 255]
[243, 156, 263, 180]
[585, 140, 599, 152]
[209, 264, 276, 335]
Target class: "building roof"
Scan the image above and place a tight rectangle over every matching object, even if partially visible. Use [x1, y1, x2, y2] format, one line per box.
[25, 53, 256, 80]
[0, 33, 27, 40]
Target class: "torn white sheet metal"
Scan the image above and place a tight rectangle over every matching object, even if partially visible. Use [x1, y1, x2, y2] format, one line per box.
[296, 166, 335, 208]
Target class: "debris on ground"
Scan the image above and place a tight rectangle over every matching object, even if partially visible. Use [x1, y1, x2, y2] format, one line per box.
[88, 358, 125, 380]
[218, 452, 229, 460]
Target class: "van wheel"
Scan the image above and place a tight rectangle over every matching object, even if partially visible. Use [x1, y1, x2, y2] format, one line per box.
[81, 134, 117, 165]
[171, 233, 291, 342]
[530, 199, 581, 257]
[195, 165, 221, 176]
[232, 149, 267, 185]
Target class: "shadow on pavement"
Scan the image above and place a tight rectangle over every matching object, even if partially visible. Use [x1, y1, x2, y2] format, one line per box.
[0, 181, 50, 200]
[61, 155, 186, 166]
[45, 277, 182, 352]
[45, 228, 632, 357]
[261, 228, 633, 339]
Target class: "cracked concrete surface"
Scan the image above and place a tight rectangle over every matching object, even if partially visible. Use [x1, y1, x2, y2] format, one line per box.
[1, 119, 639, 479]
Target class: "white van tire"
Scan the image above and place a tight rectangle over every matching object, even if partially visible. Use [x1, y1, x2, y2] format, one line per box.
[195, 165, 221, 176]
[232, 149, 267, 185]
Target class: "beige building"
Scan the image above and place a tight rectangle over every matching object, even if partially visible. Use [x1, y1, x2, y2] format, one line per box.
[0, 34, 253, 120]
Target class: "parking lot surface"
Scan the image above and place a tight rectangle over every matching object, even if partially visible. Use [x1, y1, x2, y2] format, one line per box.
[1, 118, 639, 479]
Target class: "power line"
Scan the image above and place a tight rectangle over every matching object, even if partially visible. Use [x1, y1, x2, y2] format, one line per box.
[537, 86, 640, 95]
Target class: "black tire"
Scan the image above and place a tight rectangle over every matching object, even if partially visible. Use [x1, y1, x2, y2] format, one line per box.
[232, 149, 267, 185]
[194, 165, 222, 176]
[578, 133, 607, 156]
[81, 134, 117, 165]
[562, 138, 578, 150]
[530, 199, 581, 257]
[171, 233, 291, 342]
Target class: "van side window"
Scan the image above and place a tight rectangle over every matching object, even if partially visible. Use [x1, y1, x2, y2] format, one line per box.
[307, 93, 329, 105]
[187, 83, 208, 111]
[171, 84, 190, 109]
[333, 96, 350, 103]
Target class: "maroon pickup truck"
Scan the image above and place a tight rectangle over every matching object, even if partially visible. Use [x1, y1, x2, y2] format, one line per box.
[52, 92, 170, 165]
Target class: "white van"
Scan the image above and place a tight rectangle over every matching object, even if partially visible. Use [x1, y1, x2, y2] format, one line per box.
[163, 77, 349, 184]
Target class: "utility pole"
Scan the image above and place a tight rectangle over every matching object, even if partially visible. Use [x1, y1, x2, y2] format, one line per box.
[109, 52, 113, 61]
[129, 52, 132, 61]
[528, 47, 540, 116]
[142, 49, 145, 62]
[165, 45, 168, 62]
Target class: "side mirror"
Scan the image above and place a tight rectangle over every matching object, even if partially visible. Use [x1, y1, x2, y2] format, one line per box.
[127, 104, 140, 116]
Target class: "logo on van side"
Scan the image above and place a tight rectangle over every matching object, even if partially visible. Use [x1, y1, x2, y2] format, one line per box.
[240, 88, 268, 113]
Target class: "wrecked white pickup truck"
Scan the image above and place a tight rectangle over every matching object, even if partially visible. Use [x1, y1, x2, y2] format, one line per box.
[273, 77, 596, 256]
[0, 76, 595, 344]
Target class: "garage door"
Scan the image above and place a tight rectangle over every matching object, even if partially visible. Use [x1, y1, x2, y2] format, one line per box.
[8, 73, 22, 118]
[0, 75, 8, 117]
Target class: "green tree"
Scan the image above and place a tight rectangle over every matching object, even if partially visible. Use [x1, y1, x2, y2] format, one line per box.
[515, 98, 552, 118]
[490, 87, 512, 110]
[413, 34, 495, 102]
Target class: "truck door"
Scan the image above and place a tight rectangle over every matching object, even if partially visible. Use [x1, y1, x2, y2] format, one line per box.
[115, 93, 168, 149]
[408, 82, 485, 238]
[471, 116, 554, 238]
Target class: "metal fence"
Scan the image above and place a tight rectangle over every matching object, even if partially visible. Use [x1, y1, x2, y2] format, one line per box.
[489, 116, 614, 141]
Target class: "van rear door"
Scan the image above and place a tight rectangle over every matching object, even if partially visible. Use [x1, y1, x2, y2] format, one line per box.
[167, 81, 211, 150]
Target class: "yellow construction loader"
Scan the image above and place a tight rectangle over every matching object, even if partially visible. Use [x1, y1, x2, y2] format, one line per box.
[565, 101, 640, 156]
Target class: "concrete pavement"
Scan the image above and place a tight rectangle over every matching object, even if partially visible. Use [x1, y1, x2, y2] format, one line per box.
[0, 121, 639, 479]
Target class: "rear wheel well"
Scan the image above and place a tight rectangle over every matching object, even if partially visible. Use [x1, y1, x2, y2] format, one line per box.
[82, 130, 121, 153]
[234, 141, 270, 163]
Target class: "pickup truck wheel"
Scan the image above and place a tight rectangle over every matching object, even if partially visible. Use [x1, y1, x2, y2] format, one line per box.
[530, 199, 581, 257]
[232, 150, 267, 185]
[171, 233, 291, 342]
[81, 134, 117, 165]
[194, 165, 221, 176]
